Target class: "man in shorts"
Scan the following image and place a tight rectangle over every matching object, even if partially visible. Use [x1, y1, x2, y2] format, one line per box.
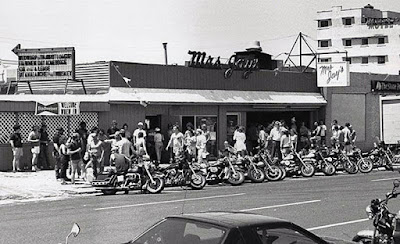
[10, 125, 23, 172]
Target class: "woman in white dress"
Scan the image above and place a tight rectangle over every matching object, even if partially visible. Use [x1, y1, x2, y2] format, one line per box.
[233, 126, 246, 156]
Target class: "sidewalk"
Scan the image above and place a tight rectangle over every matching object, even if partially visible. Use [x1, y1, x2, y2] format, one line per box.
[0, 170, 98, 205]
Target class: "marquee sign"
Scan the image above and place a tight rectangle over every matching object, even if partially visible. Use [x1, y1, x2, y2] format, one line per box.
[371, 80, 400, 93]
[35, 102, 80, 115]
[12, 44, 75, 82]
[317, 62, 350, 87]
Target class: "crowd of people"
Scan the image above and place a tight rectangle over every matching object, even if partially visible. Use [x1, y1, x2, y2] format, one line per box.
[8, 117, 358, 184]
[227, 118, 358, 160]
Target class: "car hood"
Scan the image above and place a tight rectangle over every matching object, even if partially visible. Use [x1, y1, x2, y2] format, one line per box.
[323, 236, 355, 244]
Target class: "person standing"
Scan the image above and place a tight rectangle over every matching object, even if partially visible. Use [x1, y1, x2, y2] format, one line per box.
[10, 124, 23, 172]
[233, 126, 246, 156]
[166, 125, 184, 161]
[122, 123, 132, 141]
[280, 129, 291, 157]
[107, 120, 119, 138]
[133, 122, 146, 145]
[116, 130, 134, 158]
[154, 128, 164, 165]
[38, 123, 51, 170]
[349, 125, 357, 147]
[58, 135, 69, 185]
[52, 127, 65, 179]
[330, 125, 340, 149]
[299, 122, 310, 150]
[258, 125, 267, 149]
[76, 121, 88, 154]
[319, 120, 327, 146]
[135, 132, 148, 158]
[196, 129, 208, 163]
[28, 125, 41, 172]
[342, 123, 352, 154]
[269, 122, 282, 160]
[87, 133, 105, 179]
[67, 133, 82, 184]
[289, 128, 298, 152]
[185, 129, 197, 161]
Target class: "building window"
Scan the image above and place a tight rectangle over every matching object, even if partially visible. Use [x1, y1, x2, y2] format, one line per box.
[318, 19, 331, 28]
[378, 37, 385, 44]
[362, 38, 368, 45]
[344, 39, 352, 47]
[362, 57, 368, 64]
[343, 57, 352, 64]
[318, 40, 330, 48]
[378, 56, 386, 64]
[343, 17, 354, 26]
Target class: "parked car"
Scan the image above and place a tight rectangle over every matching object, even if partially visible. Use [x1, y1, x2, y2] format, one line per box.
[124, 211, 352, 244]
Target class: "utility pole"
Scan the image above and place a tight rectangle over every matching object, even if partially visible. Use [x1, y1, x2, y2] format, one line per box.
[162, 43, 168, 65]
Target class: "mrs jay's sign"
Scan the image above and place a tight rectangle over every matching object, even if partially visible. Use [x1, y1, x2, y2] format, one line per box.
[187, 50, 259, 79]
[317, 62, 350, 87]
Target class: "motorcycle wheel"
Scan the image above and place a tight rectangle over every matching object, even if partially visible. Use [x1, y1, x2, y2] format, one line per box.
[248, 168, 265, 183]
[146, 177, 165, 194]
[101, 189, 117, 195]
[190, 174, 206, 190]
[228, 171, 245, 186]
[357, 158, 373, 173]
[300, 163, 315, 177]
[322, 163, 336, 176]
[265, 165, 283, 181]
[344, 161, 359, 174]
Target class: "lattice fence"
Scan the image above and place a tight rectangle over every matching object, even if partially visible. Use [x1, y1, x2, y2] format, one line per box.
[0, 112, 99, 144]
[18, 113, 42, 143]
[69, 113, 99, 136]
[43, 116, 69, 141]
[0, 113, 16, 144]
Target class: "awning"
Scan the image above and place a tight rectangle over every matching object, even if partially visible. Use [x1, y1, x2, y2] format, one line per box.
[109, 87, 327, 107]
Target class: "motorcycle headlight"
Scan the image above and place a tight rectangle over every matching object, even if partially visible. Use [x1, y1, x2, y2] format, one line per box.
[370, 155, 375, 160]
[326, 157, 333, 162]
[366, 205, 373, 219]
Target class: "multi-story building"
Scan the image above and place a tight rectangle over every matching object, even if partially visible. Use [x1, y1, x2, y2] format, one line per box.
[317, 4, 400, 75]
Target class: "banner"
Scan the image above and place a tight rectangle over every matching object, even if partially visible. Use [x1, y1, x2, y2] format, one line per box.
[317, 62, 350, 87]
[35, 102, 80, 115]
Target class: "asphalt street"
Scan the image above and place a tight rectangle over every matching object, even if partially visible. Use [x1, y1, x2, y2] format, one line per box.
[2, 170, 400, 244]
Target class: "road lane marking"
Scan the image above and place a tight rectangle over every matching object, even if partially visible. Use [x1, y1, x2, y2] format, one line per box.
[239, 199, 321, 212]
[307, 218, 369, 231]
[372, 177, 399, 182]
[95, 193, 246, 211]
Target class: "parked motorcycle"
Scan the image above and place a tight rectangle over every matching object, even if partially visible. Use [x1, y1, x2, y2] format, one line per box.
[204, 156, 245, 185]
[159, 155, 206, 190]
[302, 147, 336, 176]
[236, 155, 265, 183]
[92, 159, 165, 195]
[280, 149, 315, 177]
[352, 147, 373, 173]
[329, 149, 359, 174]
[253, 150, 285, 181]
[353, 180, 400, 244]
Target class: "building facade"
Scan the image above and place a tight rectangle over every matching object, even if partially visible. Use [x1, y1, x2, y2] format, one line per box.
[317, 4, 400, 75]
[0, 57, 326, 170]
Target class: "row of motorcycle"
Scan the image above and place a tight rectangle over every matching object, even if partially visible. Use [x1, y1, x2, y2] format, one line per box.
[92, 142, 400, 195]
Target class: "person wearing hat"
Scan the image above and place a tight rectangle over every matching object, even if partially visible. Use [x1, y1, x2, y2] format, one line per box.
[10, 124, 23, 172]
[53, 127, 65, 179]
[154, 127, 164, 165]
[133, 121, 146, 145]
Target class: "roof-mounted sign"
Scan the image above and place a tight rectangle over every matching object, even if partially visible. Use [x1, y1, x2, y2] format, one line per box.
[12, 44, 75, 82]
[317, 62, 350, 87]
[371, 80, 400, 93]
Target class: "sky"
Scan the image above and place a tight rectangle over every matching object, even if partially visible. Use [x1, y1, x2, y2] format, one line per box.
[1, 0, 400, 65]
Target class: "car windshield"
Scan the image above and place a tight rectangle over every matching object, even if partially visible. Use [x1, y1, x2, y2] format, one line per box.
[132, 218, 227, 244]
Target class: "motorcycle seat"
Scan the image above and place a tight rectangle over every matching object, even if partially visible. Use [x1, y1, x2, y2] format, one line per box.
[284, 155, 294, 160]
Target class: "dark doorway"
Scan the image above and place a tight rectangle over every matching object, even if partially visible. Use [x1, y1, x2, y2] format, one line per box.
[246, 111, 311, 130]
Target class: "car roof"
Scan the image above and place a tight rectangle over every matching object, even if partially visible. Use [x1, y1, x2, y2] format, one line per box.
[166, 211, 290, 228]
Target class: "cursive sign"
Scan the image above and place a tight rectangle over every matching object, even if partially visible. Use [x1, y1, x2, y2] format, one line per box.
[317, 62, 349, 87]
